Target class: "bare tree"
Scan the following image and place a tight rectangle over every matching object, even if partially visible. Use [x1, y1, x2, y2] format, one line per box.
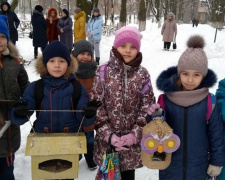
[138, 0, 146, 31]
[119, 0, 127, 28]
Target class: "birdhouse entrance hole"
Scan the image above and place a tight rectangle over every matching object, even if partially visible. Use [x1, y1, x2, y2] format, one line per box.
[39, 159, 72, 173]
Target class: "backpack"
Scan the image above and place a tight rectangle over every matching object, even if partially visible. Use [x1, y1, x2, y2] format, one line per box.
[98, 63, 151, 99]
[34, 78, 82, 117]
[157, 93, 216, 122]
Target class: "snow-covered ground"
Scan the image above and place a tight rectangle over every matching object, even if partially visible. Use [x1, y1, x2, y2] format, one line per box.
[14, 21, 225, 180]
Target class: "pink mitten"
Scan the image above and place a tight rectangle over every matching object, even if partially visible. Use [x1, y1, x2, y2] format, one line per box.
[121, 133, 137, 146]
[104, 134, 125, 147]
[147, 103, 160, 115]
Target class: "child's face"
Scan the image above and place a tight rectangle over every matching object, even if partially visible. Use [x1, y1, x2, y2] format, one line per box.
[116, 43, 138, 63]
[180, 70, 204, 91]
[46, 57, 68, 78]
[0, 33, 7, 53]
[77, 52, 92, 62]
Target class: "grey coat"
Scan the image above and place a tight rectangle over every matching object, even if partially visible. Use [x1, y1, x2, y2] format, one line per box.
[57, 17, 73, 50]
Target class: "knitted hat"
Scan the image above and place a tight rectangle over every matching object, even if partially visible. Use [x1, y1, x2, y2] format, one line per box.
[0, 15, 9, 43]
[113, 26, 142, 52]
[177, 35, 208, 76]
[73, 40, 94, 58]
[93, 8, 100, 13]
[62, 9, 69, 17]
[35, 5, 43, 12]
[74, 7, 81, 14]
[167, 12, 175, 17]
[43, 41, 70, 65]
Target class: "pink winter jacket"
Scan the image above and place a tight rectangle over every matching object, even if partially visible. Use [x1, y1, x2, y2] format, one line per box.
[90, 50, 155, 171]
[161, 18, 177, 42]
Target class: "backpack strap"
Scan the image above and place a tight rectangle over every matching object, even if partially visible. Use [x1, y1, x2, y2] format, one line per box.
[206, 93, 216, 122]
[99, 63, 108, 100]
[34, 79, 44, 118]
[71, 79, 82, 109]
[14, 58, 20, 77]
[157, 94, 166, 110]
[141, 79, 152, 95]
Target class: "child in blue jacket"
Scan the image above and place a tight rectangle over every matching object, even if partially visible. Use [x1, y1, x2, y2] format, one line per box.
[10, 40, 101, 136]
[148, 35, 225, 180]
[216, 78, 225, 180]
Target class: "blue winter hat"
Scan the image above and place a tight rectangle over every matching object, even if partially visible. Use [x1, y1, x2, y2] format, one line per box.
[43, 40, 71, 65]
[0, 15, 9, 43]
[93, 8, 100, 13]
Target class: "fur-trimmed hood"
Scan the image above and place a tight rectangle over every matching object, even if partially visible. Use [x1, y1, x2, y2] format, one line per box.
[156, 66, 217, 93]
[46, 8, 59, 20]
[35, 54, 78, 78]
[2, 42, 20, 58]
[74, 11, 86, 21]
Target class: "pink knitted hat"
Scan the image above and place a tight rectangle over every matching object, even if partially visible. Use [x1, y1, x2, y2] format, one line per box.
[113, 26, 142, 52]
[178, 35, 208, 76]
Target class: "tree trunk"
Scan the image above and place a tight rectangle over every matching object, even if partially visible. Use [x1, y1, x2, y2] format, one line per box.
[10, 0, 19, 11]
[176, 0, 180, 22]
[138, 0, 146, 31]
[164, 0, 169, 20]
[119, 0, 127, 28]
[139, 21, 146, 31]
[77, 0, 95, 23]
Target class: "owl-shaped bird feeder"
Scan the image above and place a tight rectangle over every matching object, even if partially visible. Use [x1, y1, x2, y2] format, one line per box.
[141, 108, 180, 170]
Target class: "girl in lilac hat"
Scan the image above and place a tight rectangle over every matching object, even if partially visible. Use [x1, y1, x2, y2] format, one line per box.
[147, 35, 225, 180]
[90, 26, 156, 180]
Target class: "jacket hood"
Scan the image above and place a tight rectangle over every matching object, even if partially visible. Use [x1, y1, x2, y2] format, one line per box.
[35, 54, 78, 78]
[156, 66, 217, 93]
[74, 11, 86, 20]
[46, 8, 59, 20]
[1, 1, 10, 12]
[33, 9, 43, 15]
[7, 42, 19, 58]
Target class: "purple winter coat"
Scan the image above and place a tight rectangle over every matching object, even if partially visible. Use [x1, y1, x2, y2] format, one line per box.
[161, 17, 177, 42]
[57, 16, 73, 50]
[90, 49, 155, 171]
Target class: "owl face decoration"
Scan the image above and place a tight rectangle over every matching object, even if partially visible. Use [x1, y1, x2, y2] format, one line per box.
[141, 133, 180, 154]
[141, 108, 181, 170]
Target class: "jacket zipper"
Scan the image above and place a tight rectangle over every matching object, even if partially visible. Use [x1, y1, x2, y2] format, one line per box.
[183, 107, 188, 180]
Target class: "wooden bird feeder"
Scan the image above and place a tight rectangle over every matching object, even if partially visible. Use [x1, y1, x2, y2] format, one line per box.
[25, 133, 87, 180]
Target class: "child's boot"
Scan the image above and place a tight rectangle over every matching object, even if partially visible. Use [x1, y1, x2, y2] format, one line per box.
[84, 144, 97, 170]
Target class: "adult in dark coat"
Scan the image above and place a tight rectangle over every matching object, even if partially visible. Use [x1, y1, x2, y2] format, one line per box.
[0, 1, 20, 45]
[57, 9, 73, 52]
[31, 5, 47, 59]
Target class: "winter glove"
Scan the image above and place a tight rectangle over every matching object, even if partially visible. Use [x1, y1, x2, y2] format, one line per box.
[207, 164, 222, 177]
[147, 103, 160, 115]
[104, 134, 128, 151]
[14, 99, 29, 118]
[82, 100, 102, 118]
[121, 133, 137, 146]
